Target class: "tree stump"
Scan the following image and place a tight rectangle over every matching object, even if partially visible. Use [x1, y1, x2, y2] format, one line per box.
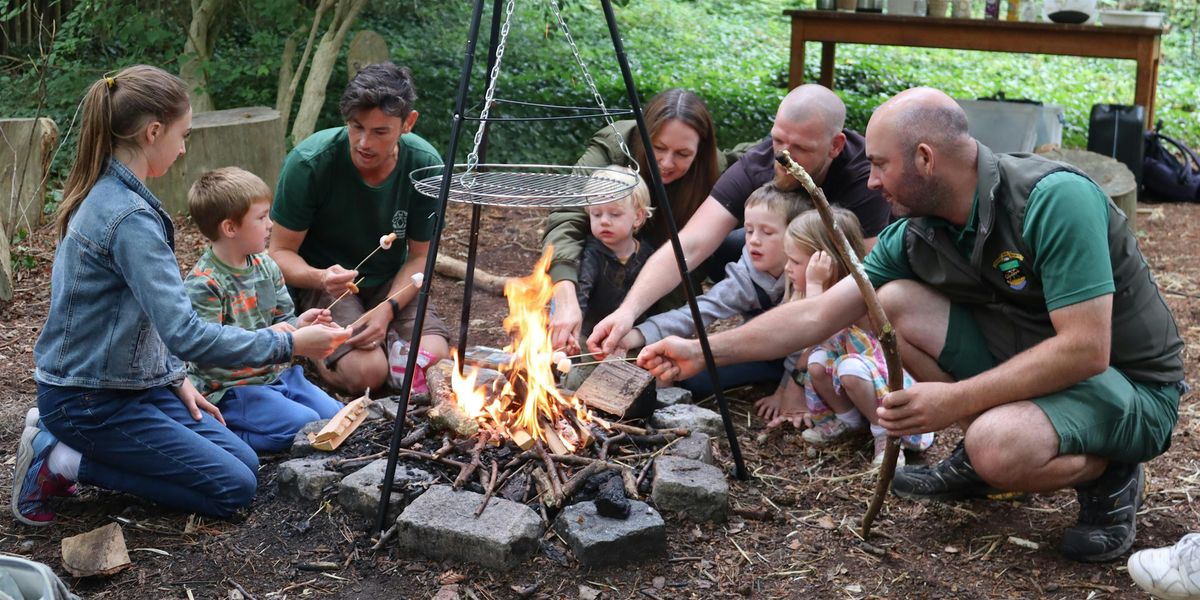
[347, 30, 389, 81]
[1038, 147, 1138, 232]
[0, 117, 58, 236]
[145, 107, 284, 215]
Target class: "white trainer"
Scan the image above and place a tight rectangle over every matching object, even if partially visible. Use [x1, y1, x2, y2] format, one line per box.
[1128, 534, 1200, 599]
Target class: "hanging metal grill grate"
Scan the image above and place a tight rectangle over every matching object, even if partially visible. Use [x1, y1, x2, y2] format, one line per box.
[410, 163, 639, 208]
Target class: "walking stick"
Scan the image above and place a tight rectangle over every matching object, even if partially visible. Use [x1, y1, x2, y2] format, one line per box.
[775, 150, 901, 538]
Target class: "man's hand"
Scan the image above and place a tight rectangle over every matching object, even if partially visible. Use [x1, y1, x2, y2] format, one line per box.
[293, 324, 353, 359]
[173, 379, 225, 425]
[588, 307, 637, 358]
[549, 281, 582, 354]
[637, 336, 704, 384]
[297, 307, 332, 328]
[345, 305, 392, 349]
[321, 265, 359, 297]
[876, 381, 965, 437]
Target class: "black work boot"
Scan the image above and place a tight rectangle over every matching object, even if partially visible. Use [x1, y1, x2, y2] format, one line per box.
[891, 441, 1011, 501]
[1060, 462, 1144, 563]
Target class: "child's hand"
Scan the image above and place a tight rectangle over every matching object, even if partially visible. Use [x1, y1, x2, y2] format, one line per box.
[297, 308, 332, 327]
[269, 322, 297, 333]
[615, 329, 646, 356]
[806, 250, 834, 296]
[172, 379, 225, 425]
[293, 324, 353, 359]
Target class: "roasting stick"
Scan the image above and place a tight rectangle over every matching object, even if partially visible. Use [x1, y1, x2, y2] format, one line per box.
[346, 272, 425, 331]
[775, 150, 904, 539]
[325, 233, 399, 311]
[325, 277, 365, 311]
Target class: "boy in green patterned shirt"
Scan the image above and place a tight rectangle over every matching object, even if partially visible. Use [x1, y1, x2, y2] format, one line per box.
[184, 167, 343, 453]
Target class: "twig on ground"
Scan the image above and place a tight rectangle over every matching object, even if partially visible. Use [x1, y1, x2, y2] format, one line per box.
[475, 458, 501, 516]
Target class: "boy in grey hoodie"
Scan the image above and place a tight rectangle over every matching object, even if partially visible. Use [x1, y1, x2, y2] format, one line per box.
[616, 182, 811, 396]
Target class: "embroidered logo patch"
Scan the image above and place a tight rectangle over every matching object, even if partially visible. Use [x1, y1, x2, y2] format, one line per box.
[992, 250, 1027, 290]
[391, 210, 408, 238]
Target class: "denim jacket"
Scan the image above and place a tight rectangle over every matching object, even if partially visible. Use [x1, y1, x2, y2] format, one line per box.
[34, 159, 293, 390]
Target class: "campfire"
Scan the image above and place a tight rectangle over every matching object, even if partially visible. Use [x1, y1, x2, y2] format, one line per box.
[444, 249, 593, 454]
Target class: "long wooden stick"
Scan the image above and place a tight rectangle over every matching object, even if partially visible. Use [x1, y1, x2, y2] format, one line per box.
[775, 150, 904, 539]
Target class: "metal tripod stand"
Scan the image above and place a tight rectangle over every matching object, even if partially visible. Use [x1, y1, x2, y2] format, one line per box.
[375, 0, 748, 535]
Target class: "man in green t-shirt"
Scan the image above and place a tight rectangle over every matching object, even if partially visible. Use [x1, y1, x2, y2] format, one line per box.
[270, 63, 450, 395]
[635, 87, 1184, 564]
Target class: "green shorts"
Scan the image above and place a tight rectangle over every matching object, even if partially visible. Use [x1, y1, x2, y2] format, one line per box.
[939, 304, 1181, 464]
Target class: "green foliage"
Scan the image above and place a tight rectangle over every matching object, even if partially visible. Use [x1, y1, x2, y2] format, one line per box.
[10, 229, 37, 273]
[0, 0, 1196, 185]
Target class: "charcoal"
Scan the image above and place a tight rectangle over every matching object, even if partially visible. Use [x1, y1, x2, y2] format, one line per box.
[593, 474, 630, 519]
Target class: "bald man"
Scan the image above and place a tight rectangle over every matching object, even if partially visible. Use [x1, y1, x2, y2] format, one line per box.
[587, 85, 891, 359]
[636, 87, 1184, 563]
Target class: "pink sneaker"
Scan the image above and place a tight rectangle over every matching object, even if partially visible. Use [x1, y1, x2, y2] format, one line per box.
[12, 413, 72, 526]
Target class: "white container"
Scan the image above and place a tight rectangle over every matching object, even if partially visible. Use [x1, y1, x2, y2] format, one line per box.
[887, 0, 926, 15]
[1099, 9, 1165, 28]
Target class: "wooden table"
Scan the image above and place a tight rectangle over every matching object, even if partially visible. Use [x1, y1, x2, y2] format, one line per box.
[785, 10, 1163, 127]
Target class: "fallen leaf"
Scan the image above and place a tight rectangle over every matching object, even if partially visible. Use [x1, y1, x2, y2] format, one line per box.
[845, 584, 863, 593]
[439, 570, 466, 585]
[816, 515, 836, 530]
[652, 576, 665, 589]
[432, 584, 459, 600]
[943, 546, 960, 554]
[788, 539, 802, 551]
[578, 584, 601, 600]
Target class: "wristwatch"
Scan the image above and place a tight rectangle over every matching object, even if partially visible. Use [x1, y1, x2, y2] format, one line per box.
[387, 298, 402, 319]
[790, 365, 808, 386]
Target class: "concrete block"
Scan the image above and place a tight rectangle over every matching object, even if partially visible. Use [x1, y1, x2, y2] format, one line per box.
[651, 455, 729, 522]
[395, 485, 543, 570]
[277, 457, 340, 500]
[650, 404, 723, 437]
[338, 458, 434, 521]
[666, 432, 713, 465]
[554, 500, 666, 567]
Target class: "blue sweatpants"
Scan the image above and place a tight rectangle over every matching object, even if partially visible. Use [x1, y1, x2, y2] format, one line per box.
[218, 365, 343, 454]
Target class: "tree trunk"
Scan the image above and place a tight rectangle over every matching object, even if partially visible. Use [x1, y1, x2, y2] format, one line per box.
[290, 0, 369, 146]
[276, 0, 331, 141]
[180, 0, 225, 113]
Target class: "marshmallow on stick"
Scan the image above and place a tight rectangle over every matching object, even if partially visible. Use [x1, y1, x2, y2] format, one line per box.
[326, 233, 400, 312]
[347, 272, 425, 330]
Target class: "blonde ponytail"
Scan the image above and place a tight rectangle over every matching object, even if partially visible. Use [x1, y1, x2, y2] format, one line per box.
[57, 65, 188, 238]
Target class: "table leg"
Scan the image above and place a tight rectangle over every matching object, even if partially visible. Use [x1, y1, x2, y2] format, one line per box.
[819, 42, 836, 89]
[1135, 37, 1161, 128]
[789, 19, 806, 88]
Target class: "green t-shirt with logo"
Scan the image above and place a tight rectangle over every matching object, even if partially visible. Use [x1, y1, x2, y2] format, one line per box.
[864, 171, 1114, 310]
[272, 127, 443, 288]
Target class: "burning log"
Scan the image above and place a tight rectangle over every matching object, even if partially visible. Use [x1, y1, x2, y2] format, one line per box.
[775, 150, 904, 539]
[572, 360, 655, 418]
[426, 360, 480, 438]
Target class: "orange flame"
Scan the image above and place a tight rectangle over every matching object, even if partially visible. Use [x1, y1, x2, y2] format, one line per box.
[449, 247, 590, 450]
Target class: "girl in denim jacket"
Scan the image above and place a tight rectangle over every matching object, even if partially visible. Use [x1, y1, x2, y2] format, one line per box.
[12, 65, 350, 526]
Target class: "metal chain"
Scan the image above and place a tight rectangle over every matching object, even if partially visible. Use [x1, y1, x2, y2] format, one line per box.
[463, 0, 518, 185]
[547, 0, 637, 170]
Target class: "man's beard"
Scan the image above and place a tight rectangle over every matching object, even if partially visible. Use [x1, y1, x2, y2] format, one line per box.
[889, 165, 949, 219]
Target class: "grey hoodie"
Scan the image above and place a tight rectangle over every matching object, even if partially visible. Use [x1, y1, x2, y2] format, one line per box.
[636, 245, 787, 345]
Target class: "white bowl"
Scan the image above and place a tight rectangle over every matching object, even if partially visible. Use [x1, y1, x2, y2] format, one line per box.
[1099, 9, 1164, 28]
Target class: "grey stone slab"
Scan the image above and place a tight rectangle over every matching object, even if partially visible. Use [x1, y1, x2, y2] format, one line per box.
[277, 457, 340, 501]
[650, 404, 723, 437]
[395, 484, 543, 571]
[337, 459, 434, 521]
[651, 455, 729, 522]
[289, 419, 330, 457]
[666, 432, 714, 465]
[656, 386, 693, 406]
[554, 500, 665, 567]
